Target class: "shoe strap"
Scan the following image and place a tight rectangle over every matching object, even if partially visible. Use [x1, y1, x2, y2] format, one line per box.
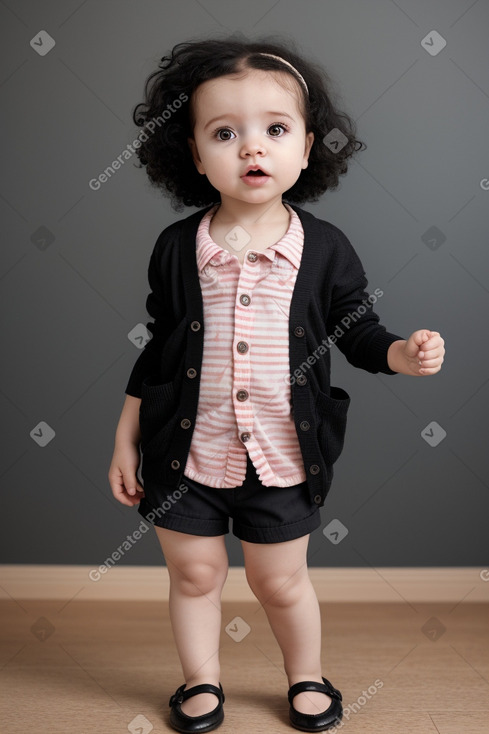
[169, 682, 225, 707]
[288, 677, 342, 705]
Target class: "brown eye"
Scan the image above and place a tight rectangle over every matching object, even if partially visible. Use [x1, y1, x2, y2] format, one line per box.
[216, 129, 234, 141]
[268, 124, 287, 136]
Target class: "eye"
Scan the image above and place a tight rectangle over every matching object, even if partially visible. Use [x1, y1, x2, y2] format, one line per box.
[215, 128, 235, 141]
[268, 123, 288, 136]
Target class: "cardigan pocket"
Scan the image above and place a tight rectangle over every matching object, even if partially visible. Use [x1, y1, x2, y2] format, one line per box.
[139, 376, 179, 454]
[315, 385, 351, 467]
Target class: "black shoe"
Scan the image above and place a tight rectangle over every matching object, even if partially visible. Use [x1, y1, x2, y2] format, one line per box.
[288, 676, 343, 732]
[169, 681, 225, 733]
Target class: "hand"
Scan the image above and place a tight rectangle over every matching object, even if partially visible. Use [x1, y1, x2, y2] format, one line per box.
[108, 442, 145, 507]
[403, 329, 445, 375]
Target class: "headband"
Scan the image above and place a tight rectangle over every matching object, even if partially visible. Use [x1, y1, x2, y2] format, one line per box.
[257, 53, 309, 96]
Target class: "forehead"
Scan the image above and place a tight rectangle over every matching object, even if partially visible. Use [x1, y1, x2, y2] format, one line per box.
[191, 69, 304, 118]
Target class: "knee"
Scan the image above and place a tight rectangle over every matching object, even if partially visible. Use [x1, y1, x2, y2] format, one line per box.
[246, 569, 307, 607]
[170, 560, 228, 597]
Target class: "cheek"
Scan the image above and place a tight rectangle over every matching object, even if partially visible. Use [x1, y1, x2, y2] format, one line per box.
[204, 147, 231, 170]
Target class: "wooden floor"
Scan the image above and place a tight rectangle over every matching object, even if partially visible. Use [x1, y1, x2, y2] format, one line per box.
[1, 599, 488, 733]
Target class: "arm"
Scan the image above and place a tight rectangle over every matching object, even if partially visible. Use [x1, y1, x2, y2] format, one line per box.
[326, 277, 406, 375]
[324, 229, 405, 374]
[108, 395, 145, 507]
[110, 229, 176, 504]
[325, 229, 445, 377]
[387, 340, 407, 373]
[125, 232, 176, 398]
[115, 394, 141, 445]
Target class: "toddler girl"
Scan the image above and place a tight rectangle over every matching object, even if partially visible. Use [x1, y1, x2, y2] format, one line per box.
[108, 34, 445, 733]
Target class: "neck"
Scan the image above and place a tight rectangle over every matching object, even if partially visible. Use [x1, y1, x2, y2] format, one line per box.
[213, 196, 288, 227]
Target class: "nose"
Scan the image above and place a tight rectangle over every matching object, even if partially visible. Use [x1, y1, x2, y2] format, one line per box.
[240, 131, 266, 158]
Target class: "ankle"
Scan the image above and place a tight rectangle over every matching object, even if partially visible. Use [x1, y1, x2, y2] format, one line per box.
[185, 675, 221, 689]
[288, 672, 323, 687]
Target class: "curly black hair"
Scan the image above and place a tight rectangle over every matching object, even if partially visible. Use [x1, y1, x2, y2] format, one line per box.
[131, 31, 366, 212]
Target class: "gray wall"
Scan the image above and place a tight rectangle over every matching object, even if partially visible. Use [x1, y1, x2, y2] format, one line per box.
[1, 0, 487, 569]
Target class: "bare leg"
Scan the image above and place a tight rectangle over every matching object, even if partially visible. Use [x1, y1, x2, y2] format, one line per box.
[154, 527, 229, 716]
[242, 534, 333, 715]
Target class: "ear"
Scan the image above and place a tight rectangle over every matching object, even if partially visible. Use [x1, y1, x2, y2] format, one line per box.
[187, 137, 206, 175]
[302, 131, 315, 169]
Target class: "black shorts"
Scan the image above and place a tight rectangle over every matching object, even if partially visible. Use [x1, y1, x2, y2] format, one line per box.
[137, 453, 321, 543]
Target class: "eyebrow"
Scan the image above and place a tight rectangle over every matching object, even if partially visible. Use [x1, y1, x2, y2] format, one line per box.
[203, 111, 296, 131]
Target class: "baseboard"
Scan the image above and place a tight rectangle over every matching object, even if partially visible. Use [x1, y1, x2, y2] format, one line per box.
[0, 565, 488, 603]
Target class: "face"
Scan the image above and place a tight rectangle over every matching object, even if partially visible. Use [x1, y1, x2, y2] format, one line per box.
[187, 68, 314, 210]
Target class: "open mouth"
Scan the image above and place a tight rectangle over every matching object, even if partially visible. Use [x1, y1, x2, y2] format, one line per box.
[241, 168, 270, 184]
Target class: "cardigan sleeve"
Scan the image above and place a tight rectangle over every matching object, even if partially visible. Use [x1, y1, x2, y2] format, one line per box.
[326, 231, 405, 375]
[124, 233, 177, 398]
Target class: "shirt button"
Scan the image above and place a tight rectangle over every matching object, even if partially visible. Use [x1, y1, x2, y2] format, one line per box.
[240, 294, 251, 306]
[190, 321, 201, 331]
[297, 374, 307, 386]
[171, 460, 180, 470]
[237, 341, 249, 354]
[236, 389, 249, 401]
[300, 420, 310, 431]
[187, 368, 197, 379]
[247, 252, 258, 262]
[309, 464, 320, 475]
[313, 494, 322, 505]
[180, 418, 191, 429]
[240, 432, 251, 442]
[294, 326, 305, 337]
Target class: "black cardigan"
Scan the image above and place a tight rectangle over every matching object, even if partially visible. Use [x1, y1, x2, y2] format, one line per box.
[125, 203, 405, 507]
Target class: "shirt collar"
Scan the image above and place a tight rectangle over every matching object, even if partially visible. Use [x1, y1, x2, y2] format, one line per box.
[195, 202, 304, 273]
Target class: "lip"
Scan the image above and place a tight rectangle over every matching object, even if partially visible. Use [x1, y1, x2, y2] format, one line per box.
[241, 174, 270, 187]
[241, 165, 271, 186]
[243, 164, 270, 176]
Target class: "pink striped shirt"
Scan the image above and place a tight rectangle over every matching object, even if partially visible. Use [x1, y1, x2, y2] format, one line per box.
[182, 202, 308, 488]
